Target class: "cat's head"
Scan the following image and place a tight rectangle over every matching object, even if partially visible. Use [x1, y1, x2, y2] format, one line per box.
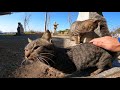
[79, 19, 101, 33]
[24, 30, 55, 65]
[71, 19, 101, 33]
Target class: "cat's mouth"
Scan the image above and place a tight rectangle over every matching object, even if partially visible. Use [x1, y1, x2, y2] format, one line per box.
[23, 52, 55, 66]
[21, 58, 34, 66]
[25, 56, 38, 62]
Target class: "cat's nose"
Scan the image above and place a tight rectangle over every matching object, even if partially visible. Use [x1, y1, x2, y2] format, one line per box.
[25, 56, 28, 60]
[25, 54, 30, 60]
[25, 52, 30, 58]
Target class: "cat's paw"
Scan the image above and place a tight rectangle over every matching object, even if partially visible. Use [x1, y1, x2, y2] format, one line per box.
[90, 72, 97, 76]
[90, 69, 103, 76]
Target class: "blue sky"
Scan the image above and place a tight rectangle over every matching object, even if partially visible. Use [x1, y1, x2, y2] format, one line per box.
[0, 12, 120, 32]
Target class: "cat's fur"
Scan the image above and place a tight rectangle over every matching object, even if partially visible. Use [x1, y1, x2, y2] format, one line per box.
[24, 30, 115, 76]
[67, 43, 115, 76]
[70, 19, 100, 44]
[24, 30, 54, 64]
[24, 30, 76, 73]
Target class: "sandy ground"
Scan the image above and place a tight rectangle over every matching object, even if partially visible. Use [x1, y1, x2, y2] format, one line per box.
[0, 34, 41, 78]
[0, 34, 68, 78]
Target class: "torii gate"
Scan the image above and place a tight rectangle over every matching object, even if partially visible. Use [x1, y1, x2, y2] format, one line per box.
[76, 12, 111, 37]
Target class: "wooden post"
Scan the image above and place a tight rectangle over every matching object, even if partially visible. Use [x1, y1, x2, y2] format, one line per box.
[45, 12, 48, 31]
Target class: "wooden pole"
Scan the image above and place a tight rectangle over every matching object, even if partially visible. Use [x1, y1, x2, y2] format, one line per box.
[45, 12, 48, 31]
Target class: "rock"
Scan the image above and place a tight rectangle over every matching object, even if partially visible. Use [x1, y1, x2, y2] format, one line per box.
[89, 67, 120, 78]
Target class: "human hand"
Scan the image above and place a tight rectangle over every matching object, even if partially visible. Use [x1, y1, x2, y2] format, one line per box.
[90, 36, 120, 52]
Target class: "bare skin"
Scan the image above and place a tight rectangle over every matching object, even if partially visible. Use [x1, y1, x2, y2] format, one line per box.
[90, 36, 120, 52]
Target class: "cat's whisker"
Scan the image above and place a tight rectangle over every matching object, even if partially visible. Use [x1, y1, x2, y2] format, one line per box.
[40, 53, 55, 56]
[38, 57, 50, 66]
[41, 58, 50, 66]
[40, 55, 55, 64]
[36, 57, 44, 63]
[21, 59, 27, 66]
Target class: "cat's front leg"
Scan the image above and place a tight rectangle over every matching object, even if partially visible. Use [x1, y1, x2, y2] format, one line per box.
[90, 68, 103, 76]
[75, 35, 81, 44]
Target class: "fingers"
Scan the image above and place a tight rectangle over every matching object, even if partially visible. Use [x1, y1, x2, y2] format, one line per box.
[92, 41, 103, 47]
[89, 38, 101, 43]
[90, 39, 110, 50]
[89, 39, 95, 43]
[89, 38, 104, 48]
[89, 36, 110, 43]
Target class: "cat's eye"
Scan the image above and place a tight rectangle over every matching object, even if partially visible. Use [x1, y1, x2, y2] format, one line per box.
[33, 46, 40, 49]
[24, 49, 28, 51]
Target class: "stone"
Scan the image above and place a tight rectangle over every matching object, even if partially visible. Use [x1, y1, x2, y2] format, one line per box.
[90, 67, 120, 78]
[16, 22, 24, 36]
[53, 22, 59, 35]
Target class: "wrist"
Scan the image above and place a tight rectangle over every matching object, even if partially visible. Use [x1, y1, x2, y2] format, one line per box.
[114, 37, 120, 52]
[118, 37, 120, 43]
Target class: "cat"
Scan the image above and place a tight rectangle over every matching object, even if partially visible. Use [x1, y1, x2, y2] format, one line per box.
[24, 30, 54, 64]
[69, 19, 100, 44]
[24, 30, 76, 74]
[67, 43, 115, 76]
[24, 30, 116, 76]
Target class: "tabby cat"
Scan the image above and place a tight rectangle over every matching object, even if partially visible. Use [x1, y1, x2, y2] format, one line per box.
[70, 19, 100, 44]
[24, 30, 76, 73]
[24, 30, 115, 76]
[67, 43, 115, 76]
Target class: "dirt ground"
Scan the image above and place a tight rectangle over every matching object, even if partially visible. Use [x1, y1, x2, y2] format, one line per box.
[0, 34, 120, 78]
[0, 34, 69, 78]
[0, 34, 41, 78]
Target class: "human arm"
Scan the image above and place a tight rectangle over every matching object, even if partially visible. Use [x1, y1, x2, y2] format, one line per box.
[90, 36, 120, 52]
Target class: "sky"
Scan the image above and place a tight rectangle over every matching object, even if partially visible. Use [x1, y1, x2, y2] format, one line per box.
[0, 12, 120, 32]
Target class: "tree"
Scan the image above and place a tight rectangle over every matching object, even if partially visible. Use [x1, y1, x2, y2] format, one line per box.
[110, 27, 120, 37]
[44, 12, 51, 32]
[23, 12, 31, 32]
[68, 12, 72, 28]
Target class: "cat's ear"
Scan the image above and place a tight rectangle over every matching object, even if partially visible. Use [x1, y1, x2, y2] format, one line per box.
[93, 19, 101, 24]
[28, 38, 33, 43]
[42, 29, 52, 42]
[49, 39, 53, 43]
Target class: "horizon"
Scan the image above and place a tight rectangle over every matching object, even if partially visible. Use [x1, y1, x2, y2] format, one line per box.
[0, 12, 120, 33]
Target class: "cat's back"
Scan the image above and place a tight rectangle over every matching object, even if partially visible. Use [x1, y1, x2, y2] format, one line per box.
[70, 19, 97, 32]
[70, 43, 111, 69]
[71, 43, 105, 56]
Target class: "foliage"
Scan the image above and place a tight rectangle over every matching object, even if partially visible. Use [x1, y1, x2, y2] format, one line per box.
[58, 29, 70, 33]
[0, 30, 2, 33]
[110, 27, 120, 37]
[114, 28, 120, 33]
[24, 30, 38, 34]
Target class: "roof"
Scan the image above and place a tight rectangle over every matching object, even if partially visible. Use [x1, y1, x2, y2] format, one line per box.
[0, 12, 12, 16]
